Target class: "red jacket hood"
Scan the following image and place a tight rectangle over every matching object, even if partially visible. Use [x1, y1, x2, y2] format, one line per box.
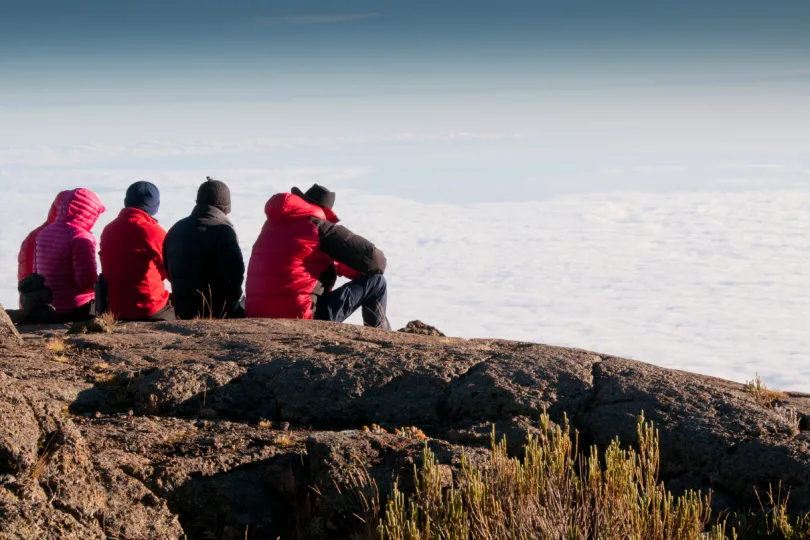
[264, 192, 339, 224]
[55, 188, 106, 232]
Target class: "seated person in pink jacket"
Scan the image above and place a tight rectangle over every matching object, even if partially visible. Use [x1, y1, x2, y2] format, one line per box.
[34, 188, 107, 322]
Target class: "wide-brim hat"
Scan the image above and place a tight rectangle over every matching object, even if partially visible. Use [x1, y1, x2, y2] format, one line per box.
[292, 184, 335, 210]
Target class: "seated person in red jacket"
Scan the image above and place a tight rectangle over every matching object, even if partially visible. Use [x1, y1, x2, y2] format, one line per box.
[99, 181, 174, 321]
[246, 184, 390, 329]
[34, 188, 106, 322]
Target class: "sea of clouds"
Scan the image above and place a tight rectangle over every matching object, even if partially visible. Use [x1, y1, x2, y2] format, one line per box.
[1, 140, 809, 392]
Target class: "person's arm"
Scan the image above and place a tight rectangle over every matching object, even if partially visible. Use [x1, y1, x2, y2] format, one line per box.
[162, 231, 172, 282]
[218, 227, 245, 301]
[72, 235, 98, 292]
[18, 238, 28, 283]
[147, 225, 168, 280]
[335, 262, 362, 280]
[310, 218, 387, 275]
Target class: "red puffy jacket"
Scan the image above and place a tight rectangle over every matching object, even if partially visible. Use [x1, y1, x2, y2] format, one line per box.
[17, 191, 68, 283]
[100, 208, 169, 319]
[34, 189, 106, 314]
[246, 192, 386, 319]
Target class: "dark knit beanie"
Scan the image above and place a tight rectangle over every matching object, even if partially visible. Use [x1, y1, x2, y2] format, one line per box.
[197, 176, 232, 214]
[125, 181, 161, 216]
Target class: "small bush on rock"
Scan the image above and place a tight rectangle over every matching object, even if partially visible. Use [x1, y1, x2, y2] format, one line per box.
[744, 374, 787, 408]
[378, 412, 726, 540]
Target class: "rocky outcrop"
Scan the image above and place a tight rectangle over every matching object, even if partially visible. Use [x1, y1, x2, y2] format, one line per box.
[0, 303, 23, 348]
[1, 317, 808, 539]
[397, 320, 445, 337]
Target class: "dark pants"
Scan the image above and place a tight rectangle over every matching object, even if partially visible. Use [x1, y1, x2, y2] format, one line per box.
[314, 274, 390, 329]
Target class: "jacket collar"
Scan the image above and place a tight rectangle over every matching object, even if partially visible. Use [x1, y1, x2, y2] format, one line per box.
[119, 206, 158, 223]
[191, 204, 232, 224]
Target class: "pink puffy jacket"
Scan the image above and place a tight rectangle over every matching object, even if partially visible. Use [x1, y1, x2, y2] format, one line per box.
[34, 189, 106, 314]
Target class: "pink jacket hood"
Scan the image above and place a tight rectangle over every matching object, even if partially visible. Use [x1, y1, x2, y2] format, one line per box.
[55, 188, 106, 232]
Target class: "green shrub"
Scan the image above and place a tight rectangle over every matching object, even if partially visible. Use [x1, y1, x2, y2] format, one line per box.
[377, 411, 731, 539]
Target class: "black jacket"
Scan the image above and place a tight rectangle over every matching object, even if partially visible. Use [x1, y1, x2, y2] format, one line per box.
[163, 205, 245, 319]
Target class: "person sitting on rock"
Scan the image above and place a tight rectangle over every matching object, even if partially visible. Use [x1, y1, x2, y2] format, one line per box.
[163, 177, 245, 319]
[246, 184, 390, 329]
[34, 188, 106, 322]
[99, 181, 174, 321]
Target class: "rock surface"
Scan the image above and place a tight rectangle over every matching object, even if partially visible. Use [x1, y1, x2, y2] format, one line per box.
[0, 303, 23, 348]
[0, 313, 808, 538]
[397, 320, 446, 337]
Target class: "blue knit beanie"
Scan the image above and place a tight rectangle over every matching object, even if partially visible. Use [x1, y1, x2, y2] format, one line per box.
[124, 181, 160, 216]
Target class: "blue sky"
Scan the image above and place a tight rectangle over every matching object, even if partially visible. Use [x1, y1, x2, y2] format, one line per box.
[4, 0, 809, 101]
[2, 0, 809, 200]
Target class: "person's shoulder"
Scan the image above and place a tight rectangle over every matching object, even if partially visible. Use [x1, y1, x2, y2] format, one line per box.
[166, 215, 194, 234]
[70, 226, 96, 243]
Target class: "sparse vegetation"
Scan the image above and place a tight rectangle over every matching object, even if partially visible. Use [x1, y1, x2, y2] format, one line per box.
[93, 372, 118, 385]
[275, 435, 296, 448]
[742, 375, 801, 435]
[725, 485, 810, 539]
[99, 311, 117, 332]
[44, 337, 68, 354]
[195, 287, 229, 320]
[773, 405, 802, 436]
[31, 433, 57, 480]
[320, 411, 810, 540]
[393, 426, 429, 441]
[377, 412, 726, 540]
[744, 374, 787, 408]
[45, 338, 72, 363]
[364, 424, 389, 434]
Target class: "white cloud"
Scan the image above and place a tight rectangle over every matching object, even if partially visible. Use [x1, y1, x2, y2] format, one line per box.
[0, 133, 526, 168]
[2, 167, 810, 392]
[631, 165, 686, 174]
[713, 164, 790, 171]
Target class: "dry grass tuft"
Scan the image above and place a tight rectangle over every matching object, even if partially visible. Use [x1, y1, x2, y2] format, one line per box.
[393, 426, 428, 441]
[275, 435, 296, 448]
[44, 338, 68, 353]
[744, 374, 787, 408]
[756, 486, 810, 540]
[99, 311, 117, 332]
[46, 338, 73, 363]
[724, 484, 810, 539]
[93, 372, 118, 385]
[257, 419, 273, 429]
[332, 466, 381, 540]
[31, 433, 58, 480]
[773, 405, 802, 436]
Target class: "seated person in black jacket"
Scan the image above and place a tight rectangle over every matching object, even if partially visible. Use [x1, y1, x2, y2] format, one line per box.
[163, 178, 245, 319]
